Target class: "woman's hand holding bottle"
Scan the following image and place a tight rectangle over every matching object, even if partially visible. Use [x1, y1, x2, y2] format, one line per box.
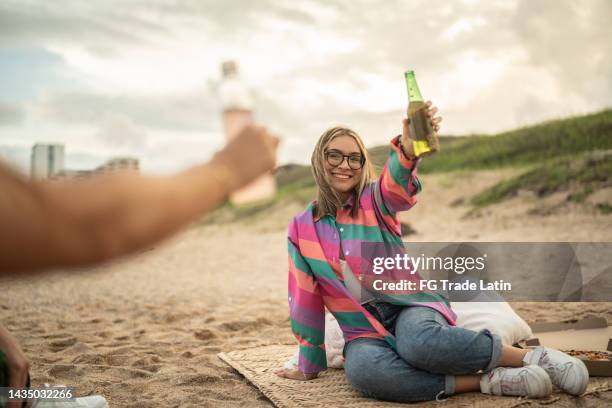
[400, 100, 442, 159]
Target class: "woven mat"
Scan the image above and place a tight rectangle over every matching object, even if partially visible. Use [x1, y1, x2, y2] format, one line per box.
[218, 344, 410, 408]
[217, 344, 611, 408]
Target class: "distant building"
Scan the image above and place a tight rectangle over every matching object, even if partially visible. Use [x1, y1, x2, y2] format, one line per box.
[219, 60, 276, 204]
[50, 157, 139, 182]
[51, 169, 94, 181]
[95, 157, 139, 174]
[30, 143, 65, 179]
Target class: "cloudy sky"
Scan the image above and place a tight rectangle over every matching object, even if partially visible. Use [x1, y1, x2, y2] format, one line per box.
[0, 0, 610, 174]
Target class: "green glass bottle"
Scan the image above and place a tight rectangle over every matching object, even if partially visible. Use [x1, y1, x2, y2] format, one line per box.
[404, 70, 439, 157]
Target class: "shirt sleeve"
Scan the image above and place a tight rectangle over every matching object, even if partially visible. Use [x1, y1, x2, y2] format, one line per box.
[372, 135, 422, 216]
[287, 222, 327, 375]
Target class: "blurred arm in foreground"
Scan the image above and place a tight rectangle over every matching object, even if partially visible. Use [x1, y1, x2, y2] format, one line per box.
[0, 125, 278, 275]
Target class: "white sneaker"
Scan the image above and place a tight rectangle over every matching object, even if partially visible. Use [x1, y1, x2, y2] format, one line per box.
[33, 395, 108, 408]
[523, 346, 589, 396]
[480, 366, 552, 398]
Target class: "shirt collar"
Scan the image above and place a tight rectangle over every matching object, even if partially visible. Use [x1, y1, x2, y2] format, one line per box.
[313, 193, 355, 222]
[343, 193, 356, 209]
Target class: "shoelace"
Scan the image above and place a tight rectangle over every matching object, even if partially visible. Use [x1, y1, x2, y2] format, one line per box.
[499, 368, 528, 393]
[538, 350, 562, 380]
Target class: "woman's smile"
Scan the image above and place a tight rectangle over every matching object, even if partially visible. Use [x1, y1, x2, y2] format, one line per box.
[330, 171, 353, 180]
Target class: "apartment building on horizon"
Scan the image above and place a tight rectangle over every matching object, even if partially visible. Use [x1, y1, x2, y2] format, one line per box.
[30, 143, 65, 179]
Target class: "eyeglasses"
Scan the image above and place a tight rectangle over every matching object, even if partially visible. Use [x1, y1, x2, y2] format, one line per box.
[324, 150, 365, 170]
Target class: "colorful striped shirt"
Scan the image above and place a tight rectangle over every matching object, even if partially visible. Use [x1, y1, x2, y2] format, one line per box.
[287, 135, 457, 375]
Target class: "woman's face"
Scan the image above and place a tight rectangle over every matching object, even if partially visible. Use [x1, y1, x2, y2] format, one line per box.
[324, 135, 363, 197]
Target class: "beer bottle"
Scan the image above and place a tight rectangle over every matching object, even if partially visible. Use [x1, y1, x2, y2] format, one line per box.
[404, 70, 439, 157]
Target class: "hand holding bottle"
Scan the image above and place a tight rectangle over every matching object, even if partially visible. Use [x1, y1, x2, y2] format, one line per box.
[401, 100, 442, 159]
[210, 125, 279, 191]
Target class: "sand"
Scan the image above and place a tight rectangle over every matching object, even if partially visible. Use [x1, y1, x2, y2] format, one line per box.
[1, 170, 611, 407]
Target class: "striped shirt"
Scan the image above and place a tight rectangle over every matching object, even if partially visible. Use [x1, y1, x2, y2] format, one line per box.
[287, 135, 457, 375]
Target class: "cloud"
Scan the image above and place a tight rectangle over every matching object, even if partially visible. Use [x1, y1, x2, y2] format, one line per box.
[513, 0, 612, 109]
[0, 102, 24, 125]
[0, 144, 29, 174]
[33, 88, 221, 133]
[95, 112, 147, 150]
[1, 0, 610, 171]
[0, 1, 317, 56]
[0, 2, 167, 52]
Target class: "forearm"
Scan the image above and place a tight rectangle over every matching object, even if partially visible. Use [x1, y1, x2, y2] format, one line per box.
[374, 136, 421, 214]
[398, 133, 417, 161]
[0, 162, 230, 273]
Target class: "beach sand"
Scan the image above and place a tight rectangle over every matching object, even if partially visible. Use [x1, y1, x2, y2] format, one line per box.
[2, 170, 611, 407]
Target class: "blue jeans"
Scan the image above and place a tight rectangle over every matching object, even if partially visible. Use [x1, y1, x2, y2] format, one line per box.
[344, 304, 502, 402]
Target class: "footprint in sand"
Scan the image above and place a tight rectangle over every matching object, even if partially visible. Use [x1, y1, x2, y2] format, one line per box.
[72, 353, 131, 366]
[49, 337, 77, 351]
[72, 354, 106, 365]
[140, 364, 162, 373]
[42, 332, 73, 339]
[174, 373, 221, 386]
[132, 356, 162, 366]
[164, 313, 188, 323]
[218, 317, 272, 332]
[95, 331, 112, 338]
[194, 329, 217, 340]
[104, 354, 132, 366]
[47, 364, 83, 380]
[200, 346, 221, 353]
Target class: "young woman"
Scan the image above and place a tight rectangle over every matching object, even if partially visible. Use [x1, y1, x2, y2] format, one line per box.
[275, 102, 589, 402]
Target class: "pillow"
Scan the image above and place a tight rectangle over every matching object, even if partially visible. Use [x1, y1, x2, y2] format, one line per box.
[284, 298, 532, 370]
[451, 301, 533, 346]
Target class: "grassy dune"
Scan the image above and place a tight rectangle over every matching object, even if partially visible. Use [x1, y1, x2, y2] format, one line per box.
[415, 109, 612, 174]
[471, 151, 612, 207]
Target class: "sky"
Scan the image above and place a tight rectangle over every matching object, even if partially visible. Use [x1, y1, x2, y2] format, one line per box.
[0, 0, 611, 174]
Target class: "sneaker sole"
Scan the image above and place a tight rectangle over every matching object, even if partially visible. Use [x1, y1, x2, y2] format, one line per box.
[561, 358, 589, 396]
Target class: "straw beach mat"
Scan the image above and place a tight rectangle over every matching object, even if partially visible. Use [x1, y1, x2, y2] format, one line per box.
[218, 344, 609, 408]
[218, 344, 408, 407]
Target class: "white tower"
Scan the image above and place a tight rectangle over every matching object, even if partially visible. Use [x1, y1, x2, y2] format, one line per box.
[31, 143, 65, 179]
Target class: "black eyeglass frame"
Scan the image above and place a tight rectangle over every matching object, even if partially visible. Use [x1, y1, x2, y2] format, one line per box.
[324, 149, 365, 170]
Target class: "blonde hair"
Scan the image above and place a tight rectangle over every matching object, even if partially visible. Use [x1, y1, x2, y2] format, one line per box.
[311, 127, 376, 219]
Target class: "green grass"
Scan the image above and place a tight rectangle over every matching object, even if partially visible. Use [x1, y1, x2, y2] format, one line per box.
[470, 152, 612, 207]
[417, 109, 612, 174]
[596, 202, 612, 214]
[567, 186, 594, 203]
